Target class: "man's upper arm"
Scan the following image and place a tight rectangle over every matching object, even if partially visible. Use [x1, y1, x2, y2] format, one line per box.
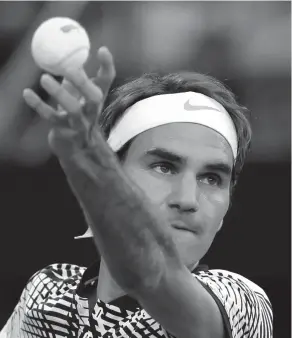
[135, 267, 273, 338]
[0, 290, 27, 337]
[196, 270, 273, 338]
[0, 263, 84, 338]
[0, 270, 39, 338]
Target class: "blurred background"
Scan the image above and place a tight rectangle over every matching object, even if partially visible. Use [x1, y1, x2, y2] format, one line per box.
[0, 1, 290, 336]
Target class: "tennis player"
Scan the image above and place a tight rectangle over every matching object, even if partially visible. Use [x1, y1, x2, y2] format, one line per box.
[1, 47, 273, 338]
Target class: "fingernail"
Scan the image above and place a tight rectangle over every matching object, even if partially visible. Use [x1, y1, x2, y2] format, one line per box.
[98, 46, 109, 54]
[41, 74, 55, 85]
[23, 88, 30, 96]
[23, 90, 35, 106]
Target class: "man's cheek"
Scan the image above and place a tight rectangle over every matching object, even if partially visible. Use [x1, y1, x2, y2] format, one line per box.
[201, 192, 230, 222]
[141, 178, 170, 204]
[209, 191, 230, 211]
[125, 169, 164, 201]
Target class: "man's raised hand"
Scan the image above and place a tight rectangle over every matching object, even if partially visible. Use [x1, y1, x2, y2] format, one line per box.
[23, 46, 116, 158]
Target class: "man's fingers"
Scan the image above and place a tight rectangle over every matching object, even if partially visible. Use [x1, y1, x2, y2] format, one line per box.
[57, 79, 83, 116]
[95, 46, 116, 98]
[24, 49, 113, 136]
[40, 74, 91, 131]
[40, 74, 82, 116]
[23, 88, 58, 123]
[62, 67, 103, 104]
[23, 88, 71, 128]
[61, 78, 82, 101]
[59, 47, 115, 126]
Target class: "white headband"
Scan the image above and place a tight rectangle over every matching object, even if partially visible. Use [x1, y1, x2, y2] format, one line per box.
[75, 92, 238, 240]
[107, 92, 238, 159]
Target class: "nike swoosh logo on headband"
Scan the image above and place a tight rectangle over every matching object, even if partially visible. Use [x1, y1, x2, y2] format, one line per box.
[184, 99, 221, 112]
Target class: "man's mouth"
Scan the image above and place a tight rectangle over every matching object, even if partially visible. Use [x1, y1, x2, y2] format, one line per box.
[171, 221, 197, 234]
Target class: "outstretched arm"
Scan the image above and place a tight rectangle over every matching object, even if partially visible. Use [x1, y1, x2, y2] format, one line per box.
[23, 47, 226, 338]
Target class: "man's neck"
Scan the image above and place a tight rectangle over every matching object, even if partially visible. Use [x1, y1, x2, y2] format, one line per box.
[97, 258, 126, 303]
[96, 258, 200, 303]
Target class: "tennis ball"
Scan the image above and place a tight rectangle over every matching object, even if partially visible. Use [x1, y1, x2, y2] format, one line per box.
[31, 17, 90, 76]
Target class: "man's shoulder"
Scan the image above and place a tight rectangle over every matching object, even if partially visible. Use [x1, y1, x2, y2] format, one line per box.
[193, 268, 273, 320]
[26, 262, 87, 292]
[193, 268, 273, 337]
[194, 268, 269, 298]
[32, 262, 86, 278]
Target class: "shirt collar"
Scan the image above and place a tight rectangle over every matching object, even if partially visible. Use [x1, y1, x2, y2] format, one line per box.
[76, 260, 209, 311]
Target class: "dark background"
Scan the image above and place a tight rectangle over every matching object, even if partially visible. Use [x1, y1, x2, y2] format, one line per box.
[0, 2, 290, 337]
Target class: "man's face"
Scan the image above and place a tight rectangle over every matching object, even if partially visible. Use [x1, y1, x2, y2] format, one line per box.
[122, 123, 234, 270]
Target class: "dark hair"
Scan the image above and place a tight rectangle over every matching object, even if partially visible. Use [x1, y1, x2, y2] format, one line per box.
[99, 72, 251, 188]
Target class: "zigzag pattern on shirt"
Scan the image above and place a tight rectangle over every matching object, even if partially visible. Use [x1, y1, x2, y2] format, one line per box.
[1, 263, 273, 338]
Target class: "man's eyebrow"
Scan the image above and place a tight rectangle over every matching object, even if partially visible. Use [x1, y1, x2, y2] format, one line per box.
[145, 148, 185, 163]
[144, 148, 233, 175]
[204, 163, 233, 176]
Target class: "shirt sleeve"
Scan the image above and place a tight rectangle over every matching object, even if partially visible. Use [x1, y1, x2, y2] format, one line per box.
[0, 270, 40, 338]
[0, 263, 85, 337]
[195, 269, 273, 338]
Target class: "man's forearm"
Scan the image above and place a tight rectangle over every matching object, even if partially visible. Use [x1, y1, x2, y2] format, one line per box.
[59, 131, 182, 293]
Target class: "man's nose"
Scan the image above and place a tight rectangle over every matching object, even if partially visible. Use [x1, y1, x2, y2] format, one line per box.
[168, 172, 199, 213]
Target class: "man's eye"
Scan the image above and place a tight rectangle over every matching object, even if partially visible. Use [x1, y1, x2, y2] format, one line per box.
[151, 163, 176, 175]
[200, 174, 221, 186]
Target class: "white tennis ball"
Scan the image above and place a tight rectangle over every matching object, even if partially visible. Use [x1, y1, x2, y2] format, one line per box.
[31, 17, 90, 76]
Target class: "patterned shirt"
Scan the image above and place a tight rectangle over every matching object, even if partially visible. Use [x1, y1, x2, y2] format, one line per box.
[0, 261, 273, 338]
